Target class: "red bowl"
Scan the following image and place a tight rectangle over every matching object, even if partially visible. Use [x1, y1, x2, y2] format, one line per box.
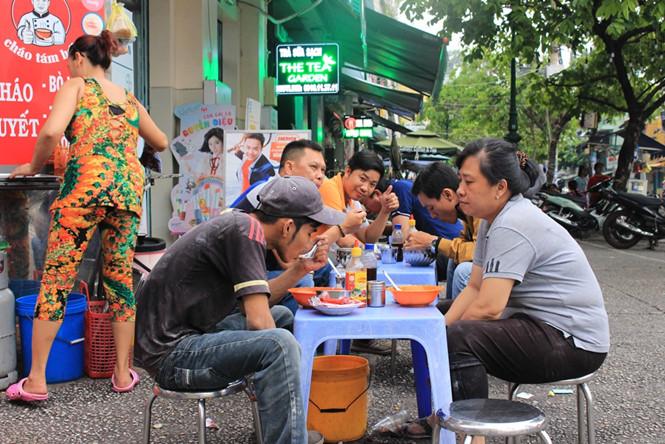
[387, 285, 442, 306]
[288, 287, 317, 308]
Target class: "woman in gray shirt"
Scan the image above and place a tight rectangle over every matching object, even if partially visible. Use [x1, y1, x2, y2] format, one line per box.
[443, 138, 609, 403]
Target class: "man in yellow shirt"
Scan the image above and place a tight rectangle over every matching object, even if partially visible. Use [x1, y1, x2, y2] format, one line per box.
[406, 162, 480, 300]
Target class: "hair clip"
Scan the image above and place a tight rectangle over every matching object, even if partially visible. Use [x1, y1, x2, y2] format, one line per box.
[516, 150, 528, 169]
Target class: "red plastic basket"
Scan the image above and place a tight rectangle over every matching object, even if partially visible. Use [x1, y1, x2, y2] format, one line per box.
[81, 282, 130, 378]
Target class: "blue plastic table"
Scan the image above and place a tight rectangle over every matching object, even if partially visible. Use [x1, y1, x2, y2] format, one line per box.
[294, 303, 454, 444]
[327, 261, 439, 414]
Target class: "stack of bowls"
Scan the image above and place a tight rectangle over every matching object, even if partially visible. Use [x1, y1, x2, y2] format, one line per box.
[403, 249, 436, 267]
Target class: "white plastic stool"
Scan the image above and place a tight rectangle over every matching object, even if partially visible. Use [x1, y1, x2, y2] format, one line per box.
[142, 378, 262, 444]
[432, 399, 552, 444]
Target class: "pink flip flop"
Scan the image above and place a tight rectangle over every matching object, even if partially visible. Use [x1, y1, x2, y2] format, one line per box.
[111, 368, 140, 393]
[6, 378, 49, 402]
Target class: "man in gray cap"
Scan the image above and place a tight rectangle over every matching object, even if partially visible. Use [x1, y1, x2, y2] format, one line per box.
[134, 176, 345, 444]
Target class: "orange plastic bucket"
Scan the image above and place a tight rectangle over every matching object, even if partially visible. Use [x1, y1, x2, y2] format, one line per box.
[307, 355, 370, 442]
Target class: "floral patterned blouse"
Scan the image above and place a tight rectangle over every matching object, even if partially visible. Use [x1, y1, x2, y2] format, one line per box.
[52, 78, 144, 215]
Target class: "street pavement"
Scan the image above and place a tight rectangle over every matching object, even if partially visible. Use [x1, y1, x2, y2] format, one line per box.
[1, 236, 663, 443]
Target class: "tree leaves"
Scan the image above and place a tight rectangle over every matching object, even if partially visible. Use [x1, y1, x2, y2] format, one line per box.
[402, 0, 665, 188]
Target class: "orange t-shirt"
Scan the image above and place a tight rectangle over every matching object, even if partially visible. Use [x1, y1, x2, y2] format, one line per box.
[318, 174, 347, 235]
[318, 174, 348, 212]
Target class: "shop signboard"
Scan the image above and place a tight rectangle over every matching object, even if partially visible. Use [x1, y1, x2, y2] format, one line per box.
[0, 0, 105, 165]
[343, 115, 373, 138]
[223, 129, 310, 205]
[168, 104, 236, 235]
[275, 43, 339, 95]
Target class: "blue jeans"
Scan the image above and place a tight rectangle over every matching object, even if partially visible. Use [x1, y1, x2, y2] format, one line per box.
[446, 261, 472, 300]
[156, 306, 306, 444]
[267, 269, 315, 315]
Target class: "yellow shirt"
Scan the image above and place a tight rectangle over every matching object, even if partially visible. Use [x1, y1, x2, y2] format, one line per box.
[438, 215, 480, 264]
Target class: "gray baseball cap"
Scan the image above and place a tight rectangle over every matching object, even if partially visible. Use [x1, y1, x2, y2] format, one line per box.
[256, 176, 345, 226]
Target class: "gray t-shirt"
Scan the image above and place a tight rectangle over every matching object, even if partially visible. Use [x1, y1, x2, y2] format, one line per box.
[473, 195, 610, 353]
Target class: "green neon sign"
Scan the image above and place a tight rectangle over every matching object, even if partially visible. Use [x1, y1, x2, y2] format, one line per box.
[276, 43, 340, 95]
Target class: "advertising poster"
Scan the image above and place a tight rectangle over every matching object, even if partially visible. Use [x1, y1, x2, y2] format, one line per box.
[224, 129, 310, 205]
[168, 104, 236, 235]
[0, 0, 105, 165]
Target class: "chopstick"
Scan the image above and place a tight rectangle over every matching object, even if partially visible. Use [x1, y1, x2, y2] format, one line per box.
[327, 257, 342, 277]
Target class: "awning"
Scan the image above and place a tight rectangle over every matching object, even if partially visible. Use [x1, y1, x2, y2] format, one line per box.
[275, 0, 444, 95]
[582, 126, 665, 152]
[364, 111, 412, 135]
[341, 73, 423, 118]
[616, 130, 665, 152]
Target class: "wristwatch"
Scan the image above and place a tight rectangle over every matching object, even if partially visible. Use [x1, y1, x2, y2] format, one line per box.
[430, 237, 442, 256]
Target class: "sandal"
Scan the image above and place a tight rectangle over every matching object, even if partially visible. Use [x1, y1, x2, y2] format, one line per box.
[111, 368, 140, 393]
[6, 378, 49, 402]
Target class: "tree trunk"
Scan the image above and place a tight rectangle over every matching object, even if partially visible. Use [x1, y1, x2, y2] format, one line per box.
[546, 128, 562, 184]
[613, 117, 642, 191]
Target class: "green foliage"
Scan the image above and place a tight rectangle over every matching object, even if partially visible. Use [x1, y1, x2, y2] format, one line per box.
[424, 53, 582, 164]
[403, 0, 665, 187]
[424, 57, 508, 146]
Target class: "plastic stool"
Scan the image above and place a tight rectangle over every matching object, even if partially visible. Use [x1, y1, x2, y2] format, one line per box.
[509, 372, 596, 444]
[142, 378, 262, 444]
[432, 399, 552, 444]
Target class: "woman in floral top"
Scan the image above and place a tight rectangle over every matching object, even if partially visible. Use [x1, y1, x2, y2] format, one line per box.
[8, 31, 168, 402]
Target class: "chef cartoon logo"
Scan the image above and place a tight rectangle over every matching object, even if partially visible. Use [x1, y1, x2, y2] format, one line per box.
[12, 0, 71, 47]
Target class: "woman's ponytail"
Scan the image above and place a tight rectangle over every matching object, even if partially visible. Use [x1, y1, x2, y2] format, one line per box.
[68, 31, 117, 70]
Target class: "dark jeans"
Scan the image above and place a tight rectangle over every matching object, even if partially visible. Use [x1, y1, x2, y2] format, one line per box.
[439, 300, 607, 400]
[436, 254, 449, 282]
[156, 306, 306, 444]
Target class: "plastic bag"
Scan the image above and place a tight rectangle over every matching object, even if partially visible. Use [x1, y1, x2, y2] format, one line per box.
[107, 1, 137, 43]
[370, 410, 409, 434]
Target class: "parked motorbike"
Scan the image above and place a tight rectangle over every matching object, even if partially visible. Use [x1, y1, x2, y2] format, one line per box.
[534, 179, 616, 238]
[602, 189, 665, 249]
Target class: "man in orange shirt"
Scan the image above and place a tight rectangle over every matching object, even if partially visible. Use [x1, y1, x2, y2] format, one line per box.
[318, 150, 398, 355]
[319, 150, 399, 247]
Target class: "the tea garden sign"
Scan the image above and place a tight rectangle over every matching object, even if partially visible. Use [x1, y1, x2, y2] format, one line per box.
[276, 43, 339, 95]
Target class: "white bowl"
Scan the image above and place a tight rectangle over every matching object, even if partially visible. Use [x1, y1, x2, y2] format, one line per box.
[313, 303, 361, 316]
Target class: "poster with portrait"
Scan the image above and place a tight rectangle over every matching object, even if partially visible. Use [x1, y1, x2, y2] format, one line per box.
[0, 0, 105, 165]
[224, 130, 311, 205]
[168, 104, 236, 235]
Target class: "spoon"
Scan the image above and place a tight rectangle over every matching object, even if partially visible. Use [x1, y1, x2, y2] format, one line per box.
[384, 271, 401, 291]
[299, 242, 319, 260]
